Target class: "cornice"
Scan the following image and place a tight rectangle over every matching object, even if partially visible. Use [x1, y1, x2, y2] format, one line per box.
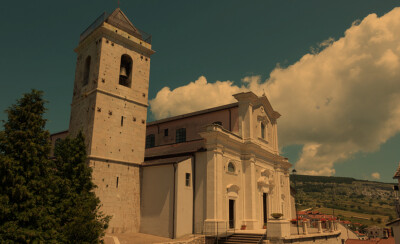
[75, 22, 155, 56]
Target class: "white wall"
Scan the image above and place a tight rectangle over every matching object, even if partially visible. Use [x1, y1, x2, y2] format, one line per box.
[140, 165, 174, 238]
[175, 158, 194, 238]
[194, 152, 207, 234]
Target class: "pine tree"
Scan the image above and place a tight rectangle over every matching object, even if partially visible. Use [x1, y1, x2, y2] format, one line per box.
[0, 90, 109, 243]
[0, 90, 58, 242]
[53, 132, 110, 243]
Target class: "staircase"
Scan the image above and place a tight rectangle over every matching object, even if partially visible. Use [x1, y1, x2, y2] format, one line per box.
[217, 233, 264, 244]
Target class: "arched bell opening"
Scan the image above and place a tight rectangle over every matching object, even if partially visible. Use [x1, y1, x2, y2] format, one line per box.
[119, 54, 133, 87]
[83, 56, 91, 86]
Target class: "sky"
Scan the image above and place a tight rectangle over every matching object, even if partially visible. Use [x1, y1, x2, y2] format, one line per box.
[0, 1, 400, 182]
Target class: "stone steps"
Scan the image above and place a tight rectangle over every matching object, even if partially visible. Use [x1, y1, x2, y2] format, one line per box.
[218, 233, 264, 244]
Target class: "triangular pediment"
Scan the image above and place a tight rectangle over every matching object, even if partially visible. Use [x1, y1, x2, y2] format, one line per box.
[234, 92, 281, 121]
[106, 8, 142, 39]
[257, 95, 281, 121]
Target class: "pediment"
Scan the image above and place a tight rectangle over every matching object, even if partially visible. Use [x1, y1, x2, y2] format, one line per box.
[226, 184, 240, 193]
[253, 95, 281, 122]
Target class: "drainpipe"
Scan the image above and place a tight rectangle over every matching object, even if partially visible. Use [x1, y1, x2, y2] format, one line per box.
[192, 154, 196, 234]
[172, 163, 177, 239]
[229, 109, 232, 131]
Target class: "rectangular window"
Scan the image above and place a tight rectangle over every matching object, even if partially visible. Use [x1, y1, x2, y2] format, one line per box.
[121, 116, 124, 126]
[145, 134, 155, 148]
[116, 177, 119, 188]
[164, 129, 168, 136]
[176, 128, 186, 143]
[261, 123, 265, 139]
[185, 173, 191, 187]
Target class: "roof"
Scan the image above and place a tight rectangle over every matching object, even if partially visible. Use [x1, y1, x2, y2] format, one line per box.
[386, 218, 400, 226]
[346, 240, 378, 244]
[393, 162, 400, 179]
[143, 156, 191, 167]
[346, 238, 394, 244]
[79, 8, 150, 43]
[105, 8, 142, 40]
[145, 139, 206, 159]
[147, 103, 238, 126]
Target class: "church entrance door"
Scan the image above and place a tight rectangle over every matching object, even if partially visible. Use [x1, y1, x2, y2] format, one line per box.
[263, 193, 268, 225]
[229, 199, 235, 229]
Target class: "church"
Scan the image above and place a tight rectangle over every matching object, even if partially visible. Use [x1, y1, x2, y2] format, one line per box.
[51, 8, 293, 239]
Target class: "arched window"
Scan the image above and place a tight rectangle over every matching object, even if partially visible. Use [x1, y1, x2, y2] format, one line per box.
[119, 54, 133, 87]
[83, 56, 91, 86]
[261, 122, 266, 139]
[228, 162, 235, 173]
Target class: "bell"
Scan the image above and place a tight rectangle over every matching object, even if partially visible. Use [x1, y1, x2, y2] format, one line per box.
[120, 66, 128, 78]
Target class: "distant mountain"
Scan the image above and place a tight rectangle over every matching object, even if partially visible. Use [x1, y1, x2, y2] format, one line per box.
[290, 174, 396, 227]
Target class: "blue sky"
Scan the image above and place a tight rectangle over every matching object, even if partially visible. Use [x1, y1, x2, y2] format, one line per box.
[0, 1, 399, 182]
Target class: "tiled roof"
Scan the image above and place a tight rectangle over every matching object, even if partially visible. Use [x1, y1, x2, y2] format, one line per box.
[394, 162, 400, 179]
[145, 139, 206, 159]
[346, 239, 378, 244]
[378, 237, 395, 244]
[147, 103, 238, 126]
[143, 156, 191, 166]
[346, 237, 394, 244]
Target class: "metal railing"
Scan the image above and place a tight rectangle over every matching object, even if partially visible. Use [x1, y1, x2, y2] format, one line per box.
[199, 221, 236, 243]
[258, 228, 267, 244]
[80, 12, 108, 42]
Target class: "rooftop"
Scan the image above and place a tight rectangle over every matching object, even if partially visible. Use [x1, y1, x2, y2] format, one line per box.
[79, 8, 151, 44]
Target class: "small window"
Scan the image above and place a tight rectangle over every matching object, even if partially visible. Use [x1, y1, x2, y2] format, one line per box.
[121, 116, 124, 126]
[228, 162, 235, 173]
[116, 177, 119, 188]
[83, 56, 91, 86]
[185, 173, 191, 187]
[176, 128, 186, 143]
[145, 134, 155, 148]
[213, 121, 222, 126]
[261, 123, 265, 139]
[119, 54, 133, 87]
[164, 129, 168, 137]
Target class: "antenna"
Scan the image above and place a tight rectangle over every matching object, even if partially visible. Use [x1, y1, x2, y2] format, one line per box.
[117, 0, 120, 8]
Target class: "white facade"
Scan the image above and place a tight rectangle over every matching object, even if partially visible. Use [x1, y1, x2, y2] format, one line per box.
[142, 92, 292, 238]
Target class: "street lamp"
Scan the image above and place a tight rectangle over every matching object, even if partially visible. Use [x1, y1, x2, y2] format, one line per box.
[292, 169, 300, 235]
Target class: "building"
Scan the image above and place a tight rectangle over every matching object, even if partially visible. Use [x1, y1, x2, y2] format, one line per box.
[52, 8, 293, 239]
[386, 163, 400, 244]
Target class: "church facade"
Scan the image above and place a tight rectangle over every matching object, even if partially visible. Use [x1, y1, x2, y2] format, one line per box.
[51, 8, 292, 239]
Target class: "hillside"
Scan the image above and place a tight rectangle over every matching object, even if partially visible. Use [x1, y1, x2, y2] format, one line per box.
[290, 175, 397, 227]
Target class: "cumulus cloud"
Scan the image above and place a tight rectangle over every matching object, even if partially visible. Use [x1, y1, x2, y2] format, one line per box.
[150, 8, 400, 176]
[371, 172, 381, 180]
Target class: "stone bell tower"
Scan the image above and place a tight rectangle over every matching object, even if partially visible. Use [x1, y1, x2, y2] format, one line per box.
[69, 9, 155, 233]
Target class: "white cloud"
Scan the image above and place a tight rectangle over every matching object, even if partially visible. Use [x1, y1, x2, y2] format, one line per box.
[150, 7, 400, 176]
[149, 76, 245, 119]
[371, 172, 381, 180]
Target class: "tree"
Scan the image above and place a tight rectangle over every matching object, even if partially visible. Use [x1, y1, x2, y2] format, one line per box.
[0, 90, 59, 242]
[53, 132, 110, 243]
[0, 90, 109, 243]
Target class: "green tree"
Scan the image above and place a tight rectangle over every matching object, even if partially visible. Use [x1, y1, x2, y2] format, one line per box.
[0, 90, 59, 242]
[53, 132, 110, 243]
[0, 90, 109, 243]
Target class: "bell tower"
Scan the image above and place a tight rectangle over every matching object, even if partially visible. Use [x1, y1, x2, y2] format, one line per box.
[69, 9, 155, 233]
